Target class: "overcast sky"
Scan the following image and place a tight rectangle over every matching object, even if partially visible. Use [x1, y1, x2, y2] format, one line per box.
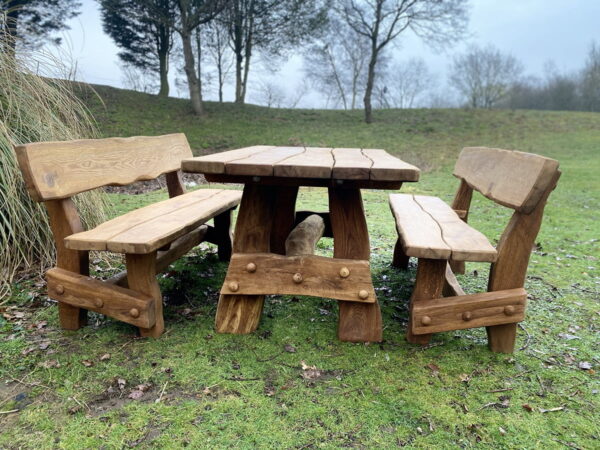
[54, 0, 600, 108]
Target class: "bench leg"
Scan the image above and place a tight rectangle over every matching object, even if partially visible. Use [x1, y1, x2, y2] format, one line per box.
[392, 239, 409, 270]
[126, 252, 164, 338]
[329, 187, 382, 343]
[486, 323, 517, 353]
[407, 258, 446, 345]
[213, 209, 234, 261]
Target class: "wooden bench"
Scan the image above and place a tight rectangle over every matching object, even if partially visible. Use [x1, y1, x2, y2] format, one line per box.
[390, 147, 560, 353]
[16, 134, 242, 337]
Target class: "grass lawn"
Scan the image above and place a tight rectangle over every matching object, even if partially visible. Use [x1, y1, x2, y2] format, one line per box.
[1, 85, 599, 448]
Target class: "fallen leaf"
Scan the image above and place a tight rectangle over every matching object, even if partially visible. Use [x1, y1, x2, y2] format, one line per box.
[459, 373, 471, 383]
[300, 361, 322, 380]
[284, 344, 297, 353]
[539, 406, 564, 413]
[39, 359, 60, 368]
[38, 341, 50, 350]
[21, 346, 36, 356]
[499, 426, 506, 435]
[117, 378, 127, 390]
[558, 333, 580, 340]
[81, 359, 94, 367]
[522, 403, 534, 412]
[99, 353, 111, 361]
[426, 363, 440, 375]
[36, 321, 48, 329]
[128, 390, 144, 400]
[579, 361, 593, 370]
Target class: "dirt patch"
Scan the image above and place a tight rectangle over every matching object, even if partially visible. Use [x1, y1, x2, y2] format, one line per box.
[103, 173, 206, 195]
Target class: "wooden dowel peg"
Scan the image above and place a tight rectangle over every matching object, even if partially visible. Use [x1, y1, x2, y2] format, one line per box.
[129, 308, 140, 318]
[462, 311, 472, 321]
[339, 267, 350, 278]
[504, 305, 515, 316]
[421, 315, 432, 326]
[292, 273, 303, 284]
[228, 281, 239, 292]
[358, 289, 369, 300]
[246, 262, 257, 273]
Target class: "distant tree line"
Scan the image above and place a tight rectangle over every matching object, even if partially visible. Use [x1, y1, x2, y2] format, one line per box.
[3, 0, 598, 122]
[450, 43, 600, 112]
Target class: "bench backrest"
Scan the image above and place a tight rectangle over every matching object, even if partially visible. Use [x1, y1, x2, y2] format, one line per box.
[16, 133, 192, 201]
[453, 147, 560, 214]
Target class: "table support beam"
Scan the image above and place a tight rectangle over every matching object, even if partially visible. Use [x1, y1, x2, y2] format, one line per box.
[329, 188, 382, 342]
[215, 184, 275, 334]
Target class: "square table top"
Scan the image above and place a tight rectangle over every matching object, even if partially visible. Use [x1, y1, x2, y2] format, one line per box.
[182, 146, 420, 182]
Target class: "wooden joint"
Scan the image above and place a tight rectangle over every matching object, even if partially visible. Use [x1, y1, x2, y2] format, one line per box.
[411, 288, 527, 335]
[46, 268, 156, 328]
[221, 253, 376, 303]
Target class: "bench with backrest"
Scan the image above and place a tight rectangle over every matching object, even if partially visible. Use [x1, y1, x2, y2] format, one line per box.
[389, 147, 560, 353]
[16, 133, 242, 337]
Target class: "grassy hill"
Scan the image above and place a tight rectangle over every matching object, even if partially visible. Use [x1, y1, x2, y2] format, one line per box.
[1, 84, 598, 448]
[80, 83, 600, 172]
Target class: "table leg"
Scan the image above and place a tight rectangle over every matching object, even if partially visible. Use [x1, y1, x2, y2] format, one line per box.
[328, 188, 382, 342]
[215, 184, 275, 334]
[270, 186, 299, 255]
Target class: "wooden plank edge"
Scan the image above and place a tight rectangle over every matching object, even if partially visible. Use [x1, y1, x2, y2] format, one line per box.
[47, 268, 156, 328]
[412, 288, 526, 335]
[221, 253, 376, 303]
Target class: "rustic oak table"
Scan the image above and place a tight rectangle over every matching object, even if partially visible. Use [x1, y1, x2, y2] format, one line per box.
[182, 146, 420, 342]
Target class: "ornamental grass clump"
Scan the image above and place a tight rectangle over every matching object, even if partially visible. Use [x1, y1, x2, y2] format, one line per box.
[0, 35, 107, 300]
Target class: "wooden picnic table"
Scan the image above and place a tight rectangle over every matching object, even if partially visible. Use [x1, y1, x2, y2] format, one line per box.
[182, 146, 420, 342]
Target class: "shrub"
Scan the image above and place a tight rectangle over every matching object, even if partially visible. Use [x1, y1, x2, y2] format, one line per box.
[0, 37, 107, 300]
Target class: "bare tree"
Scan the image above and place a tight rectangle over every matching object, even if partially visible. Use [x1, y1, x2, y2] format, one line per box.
[376, 57, 434, 108]
[304, 18, 370, 110]
[335, 0, 468, 123]
[581, 41, 600, 112]
[202, 19, 233, 102]
[450, 44, 523, 109]
[121, 64, 157, 93]
[172, 0, 227, 115]
[251, 78, 285, 108]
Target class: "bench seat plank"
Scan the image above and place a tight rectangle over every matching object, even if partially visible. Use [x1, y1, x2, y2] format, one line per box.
[65, 189, 242, 254]
[389, 194, 497, 262]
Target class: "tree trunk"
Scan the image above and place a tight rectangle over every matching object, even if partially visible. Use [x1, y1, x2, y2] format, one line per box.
[180, 29, 203, 115]
[363, 56, 377, 124]
[157, 49, 170, 97]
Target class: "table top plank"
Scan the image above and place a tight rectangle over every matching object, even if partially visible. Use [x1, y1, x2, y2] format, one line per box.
[273, 147, 334, 178]
[183, 146, 420, 182]
[181, 145, 275, 174]
[225, 146, 305, 176]
[332, 148, 372, 180]
[362, 149, 420, 181]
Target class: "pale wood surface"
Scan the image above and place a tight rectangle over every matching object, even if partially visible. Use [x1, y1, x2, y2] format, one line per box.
[411, 288, 526, 335]
[182, 146, 276, 174]
[362, 149, 421, 181]
[65, 189, 241, 254]
[285, 214, 325, 256]
[443, 263, 466, 297]
[331, 148, 372, 180]
[329, 188, 382, 342]
[274, 147, 334, 178]
[270, 187, 299, 255]
[47, 268, 156, 329]
[183, 146, 420, 182]
[454, 147, 560, 214]
[226, 147, 305, 176]
[389, 194, 497, 262]
[16, 134, 193, 201]
[221, 253, 376, 302]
